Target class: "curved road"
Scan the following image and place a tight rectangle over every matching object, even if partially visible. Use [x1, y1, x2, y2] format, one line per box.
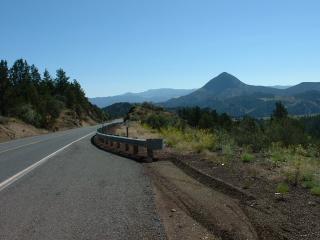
[0, 126, 165, 240]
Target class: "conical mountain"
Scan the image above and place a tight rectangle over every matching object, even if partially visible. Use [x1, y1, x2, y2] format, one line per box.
[202, 72, 246, 92]
[163, 72, 280, 108]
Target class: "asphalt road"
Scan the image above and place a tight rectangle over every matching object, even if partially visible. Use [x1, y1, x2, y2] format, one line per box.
[0, 126, 165, 240]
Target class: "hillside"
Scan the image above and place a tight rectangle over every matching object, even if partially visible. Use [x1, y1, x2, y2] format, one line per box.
[0, 59, 107, 132]
[0, 116, 48, 142]
[163, 72, 320, 117]
[90, 88, 195, 107]
[102, 102, 133, 119]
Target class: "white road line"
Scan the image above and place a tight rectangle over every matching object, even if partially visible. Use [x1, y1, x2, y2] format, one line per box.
[0, 140, 43, 155]
[0, 132, 95, 192]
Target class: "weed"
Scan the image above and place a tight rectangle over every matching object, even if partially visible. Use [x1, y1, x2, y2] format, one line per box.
[302, 180, 316, 189]
[241, 152, 254, 163]
[276, 182, 289, 194]
[310, 186, 320, 196]
[215, 130, 236, 160]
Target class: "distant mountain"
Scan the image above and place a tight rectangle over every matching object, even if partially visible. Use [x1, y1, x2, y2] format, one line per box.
[163, 72, 320, 117]
[268, 85, 292, 89]
[284, 82, 320, 95]
[102, 102, 133, 119]
[90, 88, 195, 108]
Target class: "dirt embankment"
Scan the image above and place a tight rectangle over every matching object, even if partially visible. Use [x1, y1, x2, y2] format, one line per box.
[0, 111, 98, 143]
[52, 110, 97, 131]
[146, 161, 258, 240]
[0, 117, 48, 143]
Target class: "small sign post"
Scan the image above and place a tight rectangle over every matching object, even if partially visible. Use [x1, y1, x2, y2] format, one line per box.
[125, 120, 130, 137]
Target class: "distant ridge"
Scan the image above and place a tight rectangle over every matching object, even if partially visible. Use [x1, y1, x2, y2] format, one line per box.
[163, 72, 320, 117]
[89, 88, 195, 108]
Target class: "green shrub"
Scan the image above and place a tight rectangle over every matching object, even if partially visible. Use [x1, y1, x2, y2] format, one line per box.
[215, 130, 236, 156]
[310, 186, 320, 196]
[144, 113, 169, 129]
[241, 152, 254, 163]
[302, 180, 316, 189]
[233, 116, 268, 151]
[15, 104, 42, 127]
[266, 117, 308, 147]
[268, 143, 291, 164]
[276, 182, 289, 194]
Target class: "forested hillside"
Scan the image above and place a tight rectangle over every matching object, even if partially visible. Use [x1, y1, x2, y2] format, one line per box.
[102, 102, 133, 119]
[0, 59, 106, 129]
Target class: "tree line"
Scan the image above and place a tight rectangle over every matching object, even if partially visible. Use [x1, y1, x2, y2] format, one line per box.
[141, 101, 319, 151]
[0, 59, 106, 128]
[176, 102, 315, 150]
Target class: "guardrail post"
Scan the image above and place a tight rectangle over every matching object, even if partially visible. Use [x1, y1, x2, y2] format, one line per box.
[133, 145, 139, 155]
[147, 148, 153, 159]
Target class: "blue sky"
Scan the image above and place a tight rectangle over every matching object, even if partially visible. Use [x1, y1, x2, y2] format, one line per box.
[1, 0, 320, 97]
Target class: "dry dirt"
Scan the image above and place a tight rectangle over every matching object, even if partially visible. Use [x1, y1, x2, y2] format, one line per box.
[145, 161, 258, 240]
[0, 112, 98, 143]
[151, 181, 218, 240]
[0, 117, 48, 143]
[52, 110, 97, 131]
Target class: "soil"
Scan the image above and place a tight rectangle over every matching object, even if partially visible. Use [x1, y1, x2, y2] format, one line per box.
[146, 161, 258, 240]
[52, 110, 97, 131]
[151, 179, 218, 240]
[158, 150, 320, 240]
[0, 117, 48, 143]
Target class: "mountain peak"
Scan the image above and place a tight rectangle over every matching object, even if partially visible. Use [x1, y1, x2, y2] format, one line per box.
[219, 72, 234, 77]
[203, 72, 244, 91]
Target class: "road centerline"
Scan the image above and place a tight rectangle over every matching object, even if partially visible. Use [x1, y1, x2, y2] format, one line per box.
[0, 140, 43, 155]
[0, 131, 95, 192]
[0, 128, 87, 155]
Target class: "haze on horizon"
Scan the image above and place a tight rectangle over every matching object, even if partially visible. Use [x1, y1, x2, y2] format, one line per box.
[1, 0, 320, 97]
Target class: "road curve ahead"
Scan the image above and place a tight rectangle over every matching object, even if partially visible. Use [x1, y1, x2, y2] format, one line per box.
[0, 126, 165, 240]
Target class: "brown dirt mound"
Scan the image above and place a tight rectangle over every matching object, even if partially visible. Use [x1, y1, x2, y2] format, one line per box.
[0, 117, 48, 143]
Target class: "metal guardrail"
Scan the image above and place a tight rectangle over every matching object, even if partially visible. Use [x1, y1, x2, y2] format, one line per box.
[95, 120, 164, 161]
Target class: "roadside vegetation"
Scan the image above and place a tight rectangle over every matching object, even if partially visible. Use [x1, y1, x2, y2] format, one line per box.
[0, 59, 107, 130]
[123, 101, 320, 197]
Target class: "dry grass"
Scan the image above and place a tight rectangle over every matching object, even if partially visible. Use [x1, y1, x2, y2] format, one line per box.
[115, 122, 161, 139]
[160, 126, 216, 153]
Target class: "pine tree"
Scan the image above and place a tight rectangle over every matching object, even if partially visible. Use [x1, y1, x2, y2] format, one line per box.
[272, 101, 288, 120]
[0, 60, 10, 115]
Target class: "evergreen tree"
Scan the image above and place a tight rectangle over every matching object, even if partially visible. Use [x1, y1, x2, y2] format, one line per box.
[272, 101, 288, 120]
[55, 68, 69, 95]
[0, 60, 10, 115]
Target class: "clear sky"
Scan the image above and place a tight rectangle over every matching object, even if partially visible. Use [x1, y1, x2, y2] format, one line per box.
[1, 0, 320, 97]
